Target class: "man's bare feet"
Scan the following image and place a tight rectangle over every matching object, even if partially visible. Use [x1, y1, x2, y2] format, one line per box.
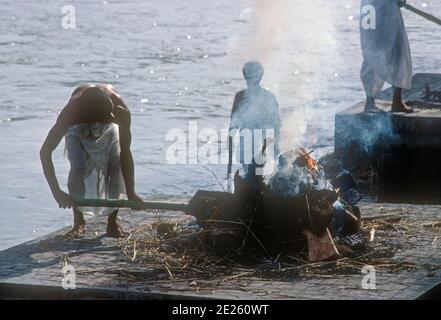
[64, 208, 86, 238]
[364, 104, 386, 113]
[392, 87, 413, 113]
[364, 97, 386, 113]
[106, 210, 128, 238]
[64, 222, 86, 239]
[106, 220, 127, 238]
[391, 101, 414, 113]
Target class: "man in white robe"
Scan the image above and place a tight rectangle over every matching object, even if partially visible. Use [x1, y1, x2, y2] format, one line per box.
[227, 61, 281, 191]
[360, 0, 413, 113]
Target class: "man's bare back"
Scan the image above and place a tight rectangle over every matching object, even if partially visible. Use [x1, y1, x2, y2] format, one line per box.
[59, 84, 129, 127]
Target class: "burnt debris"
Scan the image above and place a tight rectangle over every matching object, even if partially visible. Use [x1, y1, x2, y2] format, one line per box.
[183, 149, 362, 261]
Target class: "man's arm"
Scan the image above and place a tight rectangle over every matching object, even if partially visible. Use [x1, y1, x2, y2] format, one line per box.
[115, 107, 143, 205]
[40, 120, 74, 208]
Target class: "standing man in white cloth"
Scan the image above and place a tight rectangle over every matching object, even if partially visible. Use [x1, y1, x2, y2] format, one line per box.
[360, 0, 414, 113]
[40, 84, 143, 238]
[227, 61, 281, 191]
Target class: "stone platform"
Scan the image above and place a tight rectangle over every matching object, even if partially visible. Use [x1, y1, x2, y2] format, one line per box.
[334, 101, 441, 155]
[0, 195, 440, 300]
[334, 73, 441, 204]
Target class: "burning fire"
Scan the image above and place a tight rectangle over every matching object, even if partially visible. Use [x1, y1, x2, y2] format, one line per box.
[297, 147, 320, 174]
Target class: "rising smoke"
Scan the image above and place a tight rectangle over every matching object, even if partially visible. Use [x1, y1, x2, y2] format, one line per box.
[229, 0, 344, 153]
[228, 1, 347, 195]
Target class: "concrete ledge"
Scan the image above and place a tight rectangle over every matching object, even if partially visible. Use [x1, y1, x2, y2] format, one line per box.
[334, 73, 441, 204]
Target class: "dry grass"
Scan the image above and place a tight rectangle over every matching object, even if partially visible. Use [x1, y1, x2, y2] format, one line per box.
[118, 213, 441, 282]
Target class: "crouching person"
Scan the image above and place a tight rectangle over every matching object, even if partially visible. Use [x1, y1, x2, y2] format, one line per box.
[40, 84, 143, 238]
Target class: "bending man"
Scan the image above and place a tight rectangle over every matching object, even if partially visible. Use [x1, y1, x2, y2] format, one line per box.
[40, 84, 143, 238]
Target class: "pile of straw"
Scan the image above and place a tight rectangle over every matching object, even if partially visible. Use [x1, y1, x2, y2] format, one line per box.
[118, 213, 440, 282]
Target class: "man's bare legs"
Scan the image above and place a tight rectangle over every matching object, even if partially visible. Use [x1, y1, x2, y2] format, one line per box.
[106, 150, 127, 238]
[70, 208, 86, 236]
[65, 134, 128, 238]
[392, 87, 413, 113]
[66, 136, 87, 237]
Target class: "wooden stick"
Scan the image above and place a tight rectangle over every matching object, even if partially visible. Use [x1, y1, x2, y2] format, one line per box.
[404, 3, 441, 26]
[75, 198, 188, 212]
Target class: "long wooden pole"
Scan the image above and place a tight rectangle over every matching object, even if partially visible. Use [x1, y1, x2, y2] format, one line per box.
[75, 198, 189, 212]
[404, 3, 441, 26]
